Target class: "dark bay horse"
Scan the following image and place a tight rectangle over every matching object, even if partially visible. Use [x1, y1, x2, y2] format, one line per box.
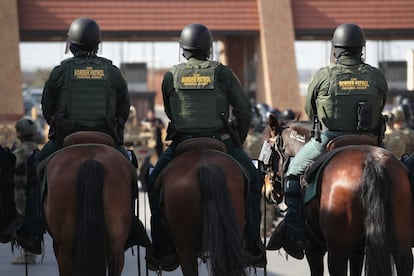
[43, 132, 135, 276]
[264, 117, 413, 276]
[157, 138, 246, 276]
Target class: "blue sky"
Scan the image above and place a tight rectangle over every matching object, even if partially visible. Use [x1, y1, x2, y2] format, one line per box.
[19, 40, 414, 72]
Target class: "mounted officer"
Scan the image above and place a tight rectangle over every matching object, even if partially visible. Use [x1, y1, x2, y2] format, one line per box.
[146, 23, 266, 270]
[270, 23, 388, 259]
[392, 105, 414, 154]
[17, 17, 149, 254]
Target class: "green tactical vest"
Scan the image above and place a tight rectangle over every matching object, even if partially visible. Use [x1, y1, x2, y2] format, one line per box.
[58, 57, 117, 129]
[170, 61, 229, 132]
[316, 63, 384, 132]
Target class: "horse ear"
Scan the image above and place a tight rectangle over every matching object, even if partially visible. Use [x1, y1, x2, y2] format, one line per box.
[268, 114, 279, 133]
[294, 111, 301, 121]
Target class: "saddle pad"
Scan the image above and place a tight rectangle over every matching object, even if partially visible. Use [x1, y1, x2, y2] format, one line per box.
[303, 149, 343, 204]
[63, 131, 116, 147]
[175, 137, 226, 155]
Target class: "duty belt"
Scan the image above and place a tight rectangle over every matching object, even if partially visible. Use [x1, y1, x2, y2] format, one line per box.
[177, 131, 231, 142]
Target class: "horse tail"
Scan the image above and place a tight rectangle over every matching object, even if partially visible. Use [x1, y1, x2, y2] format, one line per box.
[199, 163, 244, 276]
[360, 153, 392, 276]
[75, 159, 107, 276]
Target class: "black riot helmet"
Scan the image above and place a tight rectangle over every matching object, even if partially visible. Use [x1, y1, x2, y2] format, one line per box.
[179, 23, 213, 59]
[281, 109, 295, 121]
[66, 17, 101, 53]
[332, 23, 365, 48]
[331, 23, 365, 59]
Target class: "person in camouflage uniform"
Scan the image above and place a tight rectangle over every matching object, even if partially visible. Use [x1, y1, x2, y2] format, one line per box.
[392, 105, 414, 154]
[146, 23, 266, 270]
[269, 23, 388, 260]
[10, 117, 39, 264]
[383, 110, 409, 158]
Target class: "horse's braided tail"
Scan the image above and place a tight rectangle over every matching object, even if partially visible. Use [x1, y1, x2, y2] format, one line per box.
[199, 163, 244, 276]
[75, 159, 107, 276]
[360, 153, 392, 276]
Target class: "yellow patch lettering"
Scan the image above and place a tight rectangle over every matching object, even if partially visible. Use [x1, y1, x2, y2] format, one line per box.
[74, 66, 105, 79]
[180, 73, 212, 87]
[338, 78, 369, 90]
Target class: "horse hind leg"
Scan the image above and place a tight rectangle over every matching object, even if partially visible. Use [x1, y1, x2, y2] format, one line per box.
[393, 249, 413, 276]
[305, 242, 325, 276]
[327, 249, 349, 276]
[178, 251, 198, 276]
[349, 240, 364, 276]
[107, 249, 125, 276]
[54, 241, 74, 276]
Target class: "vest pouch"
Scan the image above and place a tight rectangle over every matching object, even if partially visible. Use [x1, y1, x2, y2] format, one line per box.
[357, 101, 372, 131]
[56, 117, 76, 145]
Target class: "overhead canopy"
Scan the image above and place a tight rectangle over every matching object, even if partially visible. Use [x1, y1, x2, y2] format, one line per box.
[17, 0, 414, 41]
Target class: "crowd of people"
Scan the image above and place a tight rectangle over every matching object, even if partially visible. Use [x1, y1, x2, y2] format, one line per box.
[383, 102, 414, 158]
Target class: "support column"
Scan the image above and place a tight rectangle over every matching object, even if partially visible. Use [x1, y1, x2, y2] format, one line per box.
[220, 36, 258, 94]
[0, 0, 23, 120]
[256, 0, 301, 111]
[0, 0, 22, 146]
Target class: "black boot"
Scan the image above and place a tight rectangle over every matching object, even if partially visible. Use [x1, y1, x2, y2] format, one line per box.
[15, 230, 42, 255]
[267, 218, 305, 259]
[267, 176, 306, 260]
[242, 238, 267, 268]
[125, 215, 151, 250]
[280, 194, 306, 259]
[145, 215, 178, 271]
[266, 218, 285, 251]
[16, 164, 44, 255]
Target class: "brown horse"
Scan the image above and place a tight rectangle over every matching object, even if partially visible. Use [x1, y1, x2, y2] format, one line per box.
[157, 138, 246, 276]
[43, 132, 134, 276]
[263, 117, 413, 276]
